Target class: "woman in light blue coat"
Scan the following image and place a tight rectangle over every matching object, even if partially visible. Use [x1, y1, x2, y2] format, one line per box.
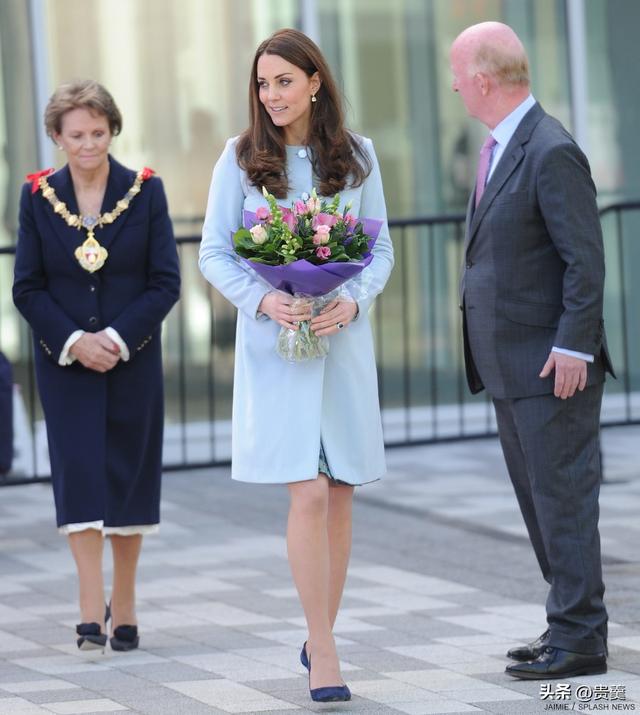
[199, 29, 393, 703]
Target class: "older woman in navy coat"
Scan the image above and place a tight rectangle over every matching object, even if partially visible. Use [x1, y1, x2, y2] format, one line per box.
[13, 80, 180, 652]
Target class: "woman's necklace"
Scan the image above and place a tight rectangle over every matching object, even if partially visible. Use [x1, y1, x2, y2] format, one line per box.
[29, 166, 154, 273]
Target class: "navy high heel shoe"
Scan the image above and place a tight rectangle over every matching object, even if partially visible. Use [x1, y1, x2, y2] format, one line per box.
[310, 684, 352, 702]
[300, 641, 310, 671]
[107, 601, 139, 651]
[307, 652, 351, 702]
[110, 624, 139, 652]
[76, 622, 107, 651]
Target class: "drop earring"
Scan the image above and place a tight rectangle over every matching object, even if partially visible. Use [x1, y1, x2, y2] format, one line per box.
[311, 94, 317, 103]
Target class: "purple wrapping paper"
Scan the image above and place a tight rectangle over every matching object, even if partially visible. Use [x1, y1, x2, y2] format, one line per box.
[238, 211, 383, 297]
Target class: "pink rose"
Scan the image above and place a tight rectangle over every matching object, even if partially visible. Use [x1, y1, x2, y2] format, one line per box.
[343, 213, 357, 229]
[255, 206, 271, 221]
[281, 209, 296, 230]
[294, 200, 307, 215]
[312, 225, 330, 245]
[315, 246, 331, 259]
[313, 225, 331, 245]
[312, 213, 338, 229]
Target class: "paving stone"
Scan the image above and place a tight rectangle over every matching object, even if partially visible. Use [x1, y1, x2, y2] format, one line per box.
[0, 426, 638, 714]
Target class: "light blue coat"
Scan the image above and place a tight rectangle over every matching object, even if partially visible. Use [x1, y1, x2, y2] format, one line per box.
[199, 135, 394, 485]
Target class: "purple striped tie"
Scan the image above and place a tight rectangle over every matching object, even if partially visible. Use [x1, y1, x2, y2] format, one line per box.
[475, 134, 497, 207]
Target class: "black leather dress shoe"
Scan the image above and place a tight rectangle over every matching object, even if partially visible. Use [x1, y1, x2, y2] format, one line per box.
[507, 629, 550, 661]
[506, 646, 607, 680]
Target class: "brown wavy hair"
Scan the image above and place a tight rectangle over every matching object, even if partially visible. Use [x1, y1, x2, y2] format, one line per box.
[45, 80, 122, 140]
[237, 28, 371, 198]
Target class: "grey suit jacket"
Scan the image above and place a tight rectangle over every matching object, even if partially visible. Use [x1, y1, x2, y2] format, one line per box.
[461, 102, 614, 399]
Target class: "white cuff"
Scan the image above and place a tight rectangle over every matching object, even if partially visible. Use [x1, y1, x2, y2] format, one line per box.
[552, 346, 594, 363]
[58, 330, 85, 365]
[58, 520, 159, 536]
[105, 327, 130, 362]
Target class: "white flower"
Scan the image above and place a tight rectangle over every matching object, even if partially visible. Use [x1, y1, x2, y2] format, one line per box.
[250, 224, 268, 244]
[306, 196, 321, 215]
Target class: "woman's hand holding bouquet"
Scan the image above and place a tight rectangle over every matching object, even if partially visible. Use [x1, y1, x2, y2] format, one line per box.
[233, 187, 381, 361]
[258, 292, 312, 331]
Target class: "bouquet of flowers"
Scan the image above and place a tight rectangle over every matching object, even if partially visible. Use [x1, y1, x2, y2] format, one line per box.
[233, 187, 382, 361]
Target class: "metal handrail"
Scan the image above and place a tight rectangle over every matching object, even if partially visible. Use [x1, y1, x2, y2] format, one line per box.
[1, 200, 638, 483]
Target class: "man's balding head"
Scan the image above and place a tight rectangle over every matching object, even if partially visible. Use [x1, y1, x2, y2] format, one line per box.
[450, 22, 531, 128]
[453, 22, 530, 87]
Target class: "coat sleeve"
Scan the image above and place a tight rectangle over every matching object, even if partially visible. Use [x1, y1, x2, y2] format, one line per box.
[536, 141, 605, 355]
[198, 137, 270, 320]
[349, 137, 395, 315]
[13, 183, 81, 361]
[109, 177, 181, 353]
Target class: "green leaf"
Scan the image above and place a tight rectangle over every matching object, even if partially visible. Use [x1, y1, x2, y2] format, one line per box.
[233, 228, 253, 246]
[247, 256, 279, 265]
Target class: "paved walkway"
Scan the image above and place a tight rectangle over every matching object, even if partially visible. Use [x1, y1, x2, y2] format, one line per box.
[0, 426, 638, 714]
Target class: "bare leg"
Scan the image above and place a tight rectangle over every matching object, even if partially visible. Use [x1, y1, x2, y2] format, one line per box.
[287, 475, 343, 689]
[109, 534, 142, 629]
[68, 530, 106, 629]
[327, 484, 354, 628]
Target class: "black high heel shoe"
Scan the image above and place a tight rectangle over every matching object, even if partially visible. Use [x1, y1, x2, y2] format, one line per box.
[76, 622, 107, 651]
[107, 601, 139, 651]
[76, 603, 111, 652]
[110, 624, 139, 652]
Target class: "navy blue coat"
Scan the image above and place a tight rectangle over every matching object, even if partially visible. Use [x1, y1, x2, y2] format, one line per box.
[13, 157, 181, 527]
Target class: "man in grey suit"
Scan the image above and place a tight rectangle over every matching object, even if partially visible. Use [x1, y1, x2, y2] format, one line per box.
[450, 22, 614, 679]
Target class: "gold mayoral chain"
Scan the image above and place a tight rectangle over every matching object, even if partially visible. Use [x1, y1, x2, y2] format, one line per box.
[35, 167, 154, 273]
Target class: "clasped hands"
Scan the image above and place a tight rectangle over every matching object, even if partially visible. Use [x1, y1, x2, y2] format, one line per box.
[69, 330, 121, 373]
[258, 292, 357, 336]
[540, 352, 588, 400]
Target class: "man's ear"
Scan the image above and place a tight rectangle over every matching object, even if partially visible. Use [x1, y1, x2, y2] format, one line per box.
[475, 72, 490, 96]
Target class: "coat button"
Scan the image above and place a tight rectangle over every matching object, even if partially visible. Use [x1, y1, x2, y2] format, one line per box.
[89, 285, 96, 292]
[297, 148, 307, 159]
[466, 260, 474, 269]
[88, 316, 97, 326]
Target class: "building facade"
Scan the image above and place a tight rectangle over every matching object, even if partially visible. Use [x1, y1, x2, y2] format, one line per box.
[1, 0, 638, 471]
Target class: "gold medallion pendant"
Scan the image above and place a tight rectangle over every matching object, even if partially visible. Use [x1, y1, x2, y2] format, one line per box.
[75, 235, 108, 273]
[29, 166, 155, 273]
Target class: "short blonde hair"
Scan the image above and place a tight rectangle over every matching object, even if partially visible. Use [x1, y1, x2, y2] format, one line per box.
[44, 80, 122, 139]
[472, 43, 530, 86]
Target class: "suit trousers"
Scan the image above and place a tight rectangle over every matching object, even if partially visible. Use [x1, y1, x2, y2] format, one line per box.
[493, 383, 607, 655]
